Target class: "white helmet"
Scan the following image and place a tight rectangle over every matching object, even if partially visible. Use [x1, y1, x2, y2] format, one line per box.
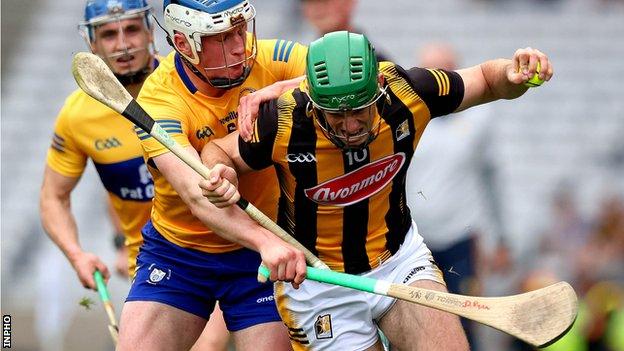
[163, 0, 257, 88]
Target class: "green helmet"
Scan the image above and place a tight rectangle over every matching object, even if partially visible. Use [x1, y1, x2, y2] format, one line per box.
[306, 31, 379, 111]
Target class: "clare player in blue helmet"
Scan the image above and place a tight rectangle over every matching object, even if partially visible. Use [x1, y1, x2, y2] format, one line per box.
[117, 0, 310, 349]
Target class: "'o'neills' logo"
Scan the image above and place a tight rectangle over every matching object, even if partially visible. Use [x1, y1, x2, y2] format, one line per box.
[304, 153, 406, 206]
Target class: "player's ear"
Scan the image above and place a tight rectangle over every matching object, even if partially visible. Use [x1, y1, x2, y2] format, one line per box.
[173, 32, 194, 60]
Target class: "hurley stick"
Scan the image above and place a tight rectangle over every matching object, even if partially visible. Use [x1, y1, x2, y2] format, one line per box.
[258, 265, 577, 348]
[94, 270, 119, 345]
[72, 52, 327, 269]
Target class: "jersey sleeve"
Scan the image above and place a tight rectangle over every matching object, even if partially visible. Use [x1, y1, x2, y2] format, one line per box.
[402, 65, 465, 117]
[262, 39, 308, 80]
[238, 99, 279, 170]
[135, 84, 192, 161]
[46, 103, 88, 178]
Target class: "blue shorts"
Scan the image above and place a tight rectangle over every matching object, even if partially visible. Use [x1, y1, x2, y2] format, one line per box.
[126, 220, 281, 331]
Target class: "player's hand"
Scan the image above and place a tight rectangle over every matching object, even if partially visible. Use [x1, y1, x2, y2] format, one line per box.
[238, 76, 305, 142]
[258, 236, 307, 289]
[198, 164, 240, 207]
[238, 90, 264, 142]
[114, 246, 130, 278]
[69, 251, 110, 290]
[507, 47, 553, 85]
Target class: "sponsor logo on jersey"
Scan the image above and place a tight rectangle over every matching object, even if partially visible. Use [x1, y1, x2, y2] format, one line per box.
[395, 119, 410, 141]
[219, 111, 238, 125]
[286, 152, 316, 163]
[256, 295, 274, 304]
[196, 126, 214, 140]
[314, 314, 333, 339]
[402, 265, 425, 284]
[304, 153, 406, 206]
[95, 137, 122, 150]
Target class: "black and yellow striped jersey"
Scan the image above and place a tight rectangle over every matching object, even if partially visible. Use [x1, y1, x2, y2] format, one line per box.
[239, 62, 464, 273]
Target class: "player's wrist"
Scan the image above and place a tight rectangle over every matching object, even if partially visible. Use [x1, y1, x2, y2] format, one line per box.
[113, 232, 125, 250]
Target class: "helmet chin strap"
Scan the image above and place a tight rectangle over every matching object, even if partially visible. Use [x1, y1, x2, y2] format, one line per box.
[104, 46, 153, 86]
[208, 66, 250, 89]
[115, 66, 151, 86]
[178, 53, 249, 89]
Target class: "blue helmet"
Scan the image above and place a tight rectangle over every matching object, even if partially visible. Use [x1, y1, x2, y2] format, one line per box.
[80, 0, 153, 42]
[79, 0, 156, 84]
[162, 0, 257, 88]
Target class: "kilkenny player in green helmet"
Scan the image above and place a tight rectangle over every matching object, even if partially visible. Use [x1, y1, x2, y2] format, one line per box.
[199, 31, 553, 350]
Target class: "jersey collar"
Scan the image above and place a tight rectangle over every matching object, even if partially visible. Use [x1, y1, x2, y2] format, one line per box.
[174, 53, 198, 94]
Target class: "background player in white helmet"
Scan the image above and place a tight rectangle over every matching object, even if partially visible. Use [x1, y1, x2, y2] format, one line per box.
[117, 0, 309, 349]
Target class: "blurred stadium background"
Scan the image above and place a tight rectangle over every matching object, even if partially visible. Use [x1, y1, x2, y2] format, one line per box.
[1, 0, 623, 350]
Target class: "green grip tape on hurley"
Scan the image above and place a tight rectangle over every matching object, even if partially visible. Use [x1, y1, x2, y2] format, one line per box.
[257, 265, 378, 294]
[94, 270, 110, 303]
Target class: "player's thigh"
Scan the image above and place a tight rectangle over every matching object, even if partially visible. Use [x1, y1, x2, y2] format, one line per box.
[231, 321, 292, 351]
[190, 302, 230, 351]
[378, 279, 469, 351]
[118, 300, 206, 351]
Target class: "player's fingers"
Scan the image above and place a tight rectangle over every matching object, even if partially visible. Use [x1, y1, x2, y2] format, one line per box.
[285, 258, 296, 283]
[277, 263, 286, 281]
[267, 262, 278, 282]
[538, 54, 553, 81]
[238, 99, 253, 142]
[221, 184, 240, 205]
[198, 179, 218, 193]
[209, 164, 230, 183]
[293, 254, 307, 286]
[203, 178, 228, 197]
[515, 47, 531, 75]
[97, 262, 111, 282]
[204, 180, 237, 206]
[527, 53, 538, 78]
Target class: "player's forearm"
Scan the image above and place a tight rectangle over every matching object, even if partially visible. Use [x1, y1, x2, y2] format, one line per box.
[273, 75, 305, 96]
[188, 199, 273, 252]
[201, 140, 237, 171]
[39, 193, 83, 261]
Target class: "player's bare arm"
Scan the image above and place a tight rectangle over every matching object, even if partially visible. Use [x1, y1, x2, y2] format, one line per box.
[153, 147, 306, 285]
[199, 132, 254, 207]
[106, 198, 129, 278]
[238, 76, 305, 142]
[456, 47, 553, 111]
[40, 166, 110, 289]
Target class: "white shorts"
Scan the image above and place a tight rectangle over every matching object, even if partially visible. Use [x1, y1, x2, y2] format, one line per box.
[274, 222, 444, 351]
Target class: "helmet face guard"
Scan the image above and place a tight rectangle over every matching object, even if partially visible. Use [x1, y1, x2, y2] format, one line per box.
[306, 31, 386, 150]
[309, 86, 388, 150]
[163, 0, 257, 89]
[79, 0, 156, 83]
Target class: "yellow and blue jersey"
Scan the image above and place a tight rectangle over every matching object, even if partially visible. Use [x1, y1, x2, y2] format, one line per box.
[136, 34, 307, 253]
[47, 82, 155, 274]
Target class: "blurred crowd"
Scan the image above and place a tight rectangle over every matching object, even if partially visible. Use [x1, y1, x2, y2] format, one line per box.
[510, 185, 624, 351]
